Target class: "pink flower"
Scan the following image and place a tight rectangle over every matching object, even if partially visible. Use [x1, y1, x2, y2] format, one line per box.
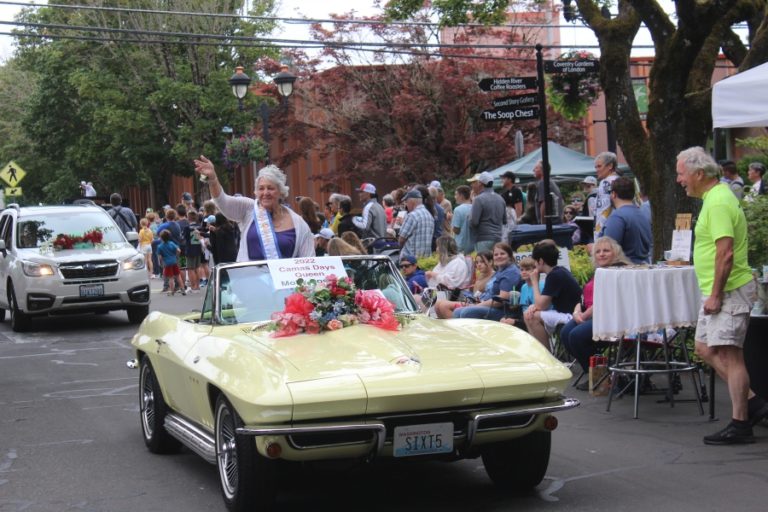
[327, 319, 343, 330]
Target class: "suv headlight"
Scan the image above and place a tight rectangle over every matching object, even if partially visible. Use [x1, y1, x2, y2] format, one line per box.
[22, 261, 55, 277]
[122, 254, 146, 271]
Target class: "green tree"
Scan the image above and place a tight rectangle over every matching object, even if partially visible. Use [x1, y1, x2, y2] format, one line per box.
[385, 0, 768, 257]
[9, 0, 279, 205]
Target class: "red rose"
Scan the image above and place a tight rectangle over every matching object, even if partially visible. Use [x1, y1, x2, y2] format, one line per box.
[283, 293, 315, 317]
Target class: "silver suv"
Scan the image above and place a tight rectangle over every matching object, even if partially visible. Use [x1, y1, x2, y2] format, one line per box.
[0, 202, 150, 332]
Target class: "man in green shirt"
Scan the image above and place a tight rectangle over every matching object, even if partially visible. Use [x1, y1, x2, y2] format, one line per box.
[676, 146, 766, 445]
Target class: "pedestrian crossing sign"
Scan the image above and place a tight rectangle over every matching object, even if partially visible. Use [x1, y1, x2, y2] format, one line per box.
[5, 187, 22, 197]
[0, 161, 26, 187]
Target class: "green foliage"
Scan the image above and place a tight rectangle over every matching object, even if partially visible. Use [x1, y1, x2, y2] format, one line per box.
[742, 195, 768, 268]
[546, 51, 601, 121]
[736, 136, 768, 157]
[416, 254, 439, 272]
[225, 135, 268, 167]
[568, 245, 595, 286]
[385, 0, 513, 26]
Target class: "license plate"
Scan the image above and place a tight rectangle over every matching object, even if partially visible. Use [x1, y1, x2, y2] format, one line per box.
[79, 284, 104, 297]
[393, 422, 453, 457]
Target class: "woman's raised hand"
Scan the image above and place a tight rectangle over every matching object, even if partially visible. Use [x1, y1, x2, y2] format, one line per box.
[194, 155, 216, 181]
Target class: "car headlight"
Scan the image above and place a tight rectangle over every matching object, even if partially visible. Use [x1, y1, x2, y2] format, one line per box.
[122, 254, 146, 271]
[22, 261, 56, 277]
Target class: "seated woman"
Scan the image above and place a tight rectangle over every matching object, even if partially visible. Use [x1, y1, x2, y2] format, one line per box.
[425, 235, 471, 292]
[453, 242, 521, 321]
[341, 231, 368, 255]
[559, 236, 629, 390]
[434, 251, 494, 319]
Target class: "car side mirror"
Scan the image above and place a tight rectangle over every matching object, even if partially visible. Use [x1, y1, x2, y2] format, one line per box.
[125, 231, 139, 242]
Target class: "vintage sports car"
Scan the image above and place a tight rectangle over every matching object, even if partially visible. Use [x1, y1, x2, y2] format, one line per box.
[128, 255, 578, 511]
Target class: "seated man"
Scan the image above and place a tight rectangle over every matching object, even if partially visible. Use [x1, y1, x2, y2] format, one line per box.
[399, 255, 427, 294]
[523, 241, 582, 350]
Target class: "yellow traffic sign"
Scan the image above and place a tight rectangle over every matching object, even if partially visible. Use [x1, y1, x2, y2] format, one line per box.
[0, 161, 26, 187]
[5, 187, 22, 196]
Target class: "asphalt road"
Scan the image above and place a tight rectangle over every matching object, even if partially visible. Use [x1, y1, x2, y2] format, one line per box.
[1, 281, 767, 512]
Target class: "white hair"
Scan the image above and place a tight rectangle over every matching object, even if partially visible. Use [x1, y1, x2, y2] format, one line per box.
[255, 164, 290, 198]
[677, 146, 719, 179]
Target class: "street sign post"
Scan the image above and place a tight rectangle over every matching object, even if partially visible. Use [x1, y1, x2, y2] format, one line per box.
[478, 76, 538, 92]
[492, 93, 539, 109]
[482, 106, 540, 121]
[544, 59, 600, 74]
[0, 161, 26, 187]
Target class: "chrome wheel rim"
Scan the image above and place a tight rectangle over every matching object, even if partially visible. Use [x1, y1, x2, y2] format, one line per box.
[216, 404, 238, 499]
[140, 365, 155, 438]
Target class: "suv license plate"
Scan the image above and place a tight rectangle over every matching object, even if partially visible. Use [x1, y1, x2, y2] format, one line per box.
[80, 284, 104, 297]
[393, 422, 453, 457]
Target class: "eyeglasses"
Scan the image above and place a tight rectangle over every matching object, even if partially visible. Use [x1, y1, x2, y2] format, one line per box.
[400, 264, 412, 269]
[564, 211, 575, 217]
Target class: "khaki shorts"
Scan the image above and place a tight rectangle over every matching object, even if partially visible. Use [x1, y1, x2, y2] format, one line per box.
[695, 280, 756, 348]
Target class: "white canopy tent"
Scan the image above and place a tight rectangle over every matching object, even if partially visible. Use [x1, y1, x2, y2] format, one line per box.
[712, 62, 768, 128]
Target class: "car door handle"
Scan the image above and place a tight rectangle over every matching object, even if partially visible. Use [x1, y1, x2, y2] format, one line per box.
[155, 339, 167, 346]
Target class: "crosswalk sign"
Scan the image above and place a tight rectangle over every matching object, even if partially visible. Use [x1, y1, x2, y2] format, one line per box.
[0, 161, 26, 187]
[5, 187, 22, 196]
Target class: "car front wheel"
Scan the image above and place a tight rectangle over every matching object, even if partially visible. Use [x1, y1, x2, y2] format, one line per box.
[481, 430, 551, 491]
[8, 284, 30, 332]
[215, 395, 277, 512]
[127, 305, 149, 324]
[139, 355, 181, 454]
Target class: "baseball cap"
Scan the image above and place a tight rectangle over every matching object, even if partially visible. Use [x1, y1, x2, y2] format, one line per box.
[314, 228, 335, 240]
[205, 215, 216, 224]
[358, 183, 376, 194]
[468, 171, 494, 186]
[182, 192, 193, 201]
[403, 189, 422, 200]
[501, 171, 517, 181]
[581, 176, 598, 186]
[429, 180, 441, 188]
[400, 255, 417, 266]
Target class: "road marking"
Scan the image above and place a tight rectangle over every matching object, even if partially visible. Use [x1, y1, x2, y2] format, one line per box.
[42, 384, 135, 400]
[52, 359, 99, 367]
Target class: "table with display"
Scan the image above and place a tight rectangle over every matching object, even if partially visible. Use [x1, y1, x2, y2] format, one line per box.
[593, 265, 705, 419]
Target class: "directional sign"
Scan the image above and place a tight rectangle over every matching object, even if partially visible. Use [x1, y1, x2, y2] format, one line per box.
[544, 59, 600, 74]
[478, 76, 538, 92]
[482, 106, 540, 122]
[492, 93, 539, 109]
[0, 161, 26, 187]
[5, 187, 22, 197]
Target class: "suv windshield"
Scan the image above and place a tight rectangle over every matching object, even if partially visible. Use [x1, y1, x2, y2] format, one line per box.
[17, 211, 126, 249]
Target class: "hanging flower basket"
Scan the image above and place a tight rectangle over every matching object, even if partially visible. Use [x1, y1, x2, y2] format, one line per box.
[546, 50, 601, 121]
[224, 134, 268, 168]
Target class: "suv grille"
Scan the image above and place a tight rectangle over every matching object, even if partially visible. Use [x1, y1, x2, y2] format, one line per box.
[60, 260, 119, 279]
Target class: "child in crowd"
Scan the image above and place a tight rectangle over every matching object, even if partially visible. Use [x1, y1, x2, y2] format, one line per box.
[501, 256, 545, 328]
[138, 218, 154, 278]
[156, 229, 185, 296]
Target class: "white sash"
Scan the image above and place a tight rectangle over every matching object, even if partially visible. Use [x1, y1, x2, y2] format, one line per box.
[253, 203, 282, 259]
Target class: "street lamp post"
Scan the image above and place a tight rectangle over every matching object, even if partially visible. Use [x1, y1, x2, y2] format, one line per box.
[228, 64, 297, 164]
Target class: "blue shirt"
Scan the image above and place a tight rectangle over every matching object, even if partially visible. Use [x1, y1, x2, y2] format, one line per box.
[157, 240, 179, 266]
[405, 268, 428, 294]
[399, 205, 434, 258]
[603, 204, 652, 264]
[451, 203, 474, 254]
[492, 264, 521, 296]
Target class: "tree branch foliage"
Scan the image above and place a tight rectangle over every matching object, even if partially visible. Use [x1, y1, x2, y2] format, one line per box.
[1, 0, 279, 204]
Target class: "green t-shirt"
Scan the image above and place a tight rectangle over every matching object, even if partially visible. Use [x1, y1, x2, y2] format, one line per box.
[694, 183, 752, 296]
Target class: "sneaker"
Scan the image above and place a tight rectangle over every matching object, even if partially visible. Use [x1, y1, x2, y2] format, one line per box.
[703, 421, 755, 445]
[167, 291, 173, 297]
[180, 290, 187, 296]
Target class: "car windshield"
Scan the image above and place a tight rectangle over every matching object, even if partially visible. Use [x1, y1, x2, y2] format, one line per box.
[16, 211, 126, 249]
[208, 257, 418, 325]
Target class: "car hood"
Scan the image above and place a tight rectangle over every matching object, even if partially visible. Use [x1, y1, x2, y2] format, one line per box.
[18, 245, 138, 262]
[245, 317, 572, 420]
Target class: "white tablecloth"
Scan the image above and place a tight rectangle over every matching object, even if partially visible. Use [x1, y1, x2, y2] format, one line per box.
[592, 266, 702, 340]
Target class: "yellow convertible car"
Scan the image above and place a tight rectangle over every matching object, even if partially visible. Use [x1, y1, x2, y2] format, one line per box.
[127, 255, 578, 511]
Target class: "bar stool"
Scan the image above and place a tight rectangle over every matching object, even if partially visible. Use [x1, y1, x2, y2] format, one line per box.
[606, 329, 704, 419]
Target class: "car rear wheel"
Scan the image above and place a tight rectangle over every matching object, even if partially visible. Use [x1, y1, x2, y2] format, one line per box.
[127, 305, 149, 324]
[9, 284, 30, 332]
[139, 355, 181, 454]
[215, 395, 277, 512]
[481, 430, 551, 491]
